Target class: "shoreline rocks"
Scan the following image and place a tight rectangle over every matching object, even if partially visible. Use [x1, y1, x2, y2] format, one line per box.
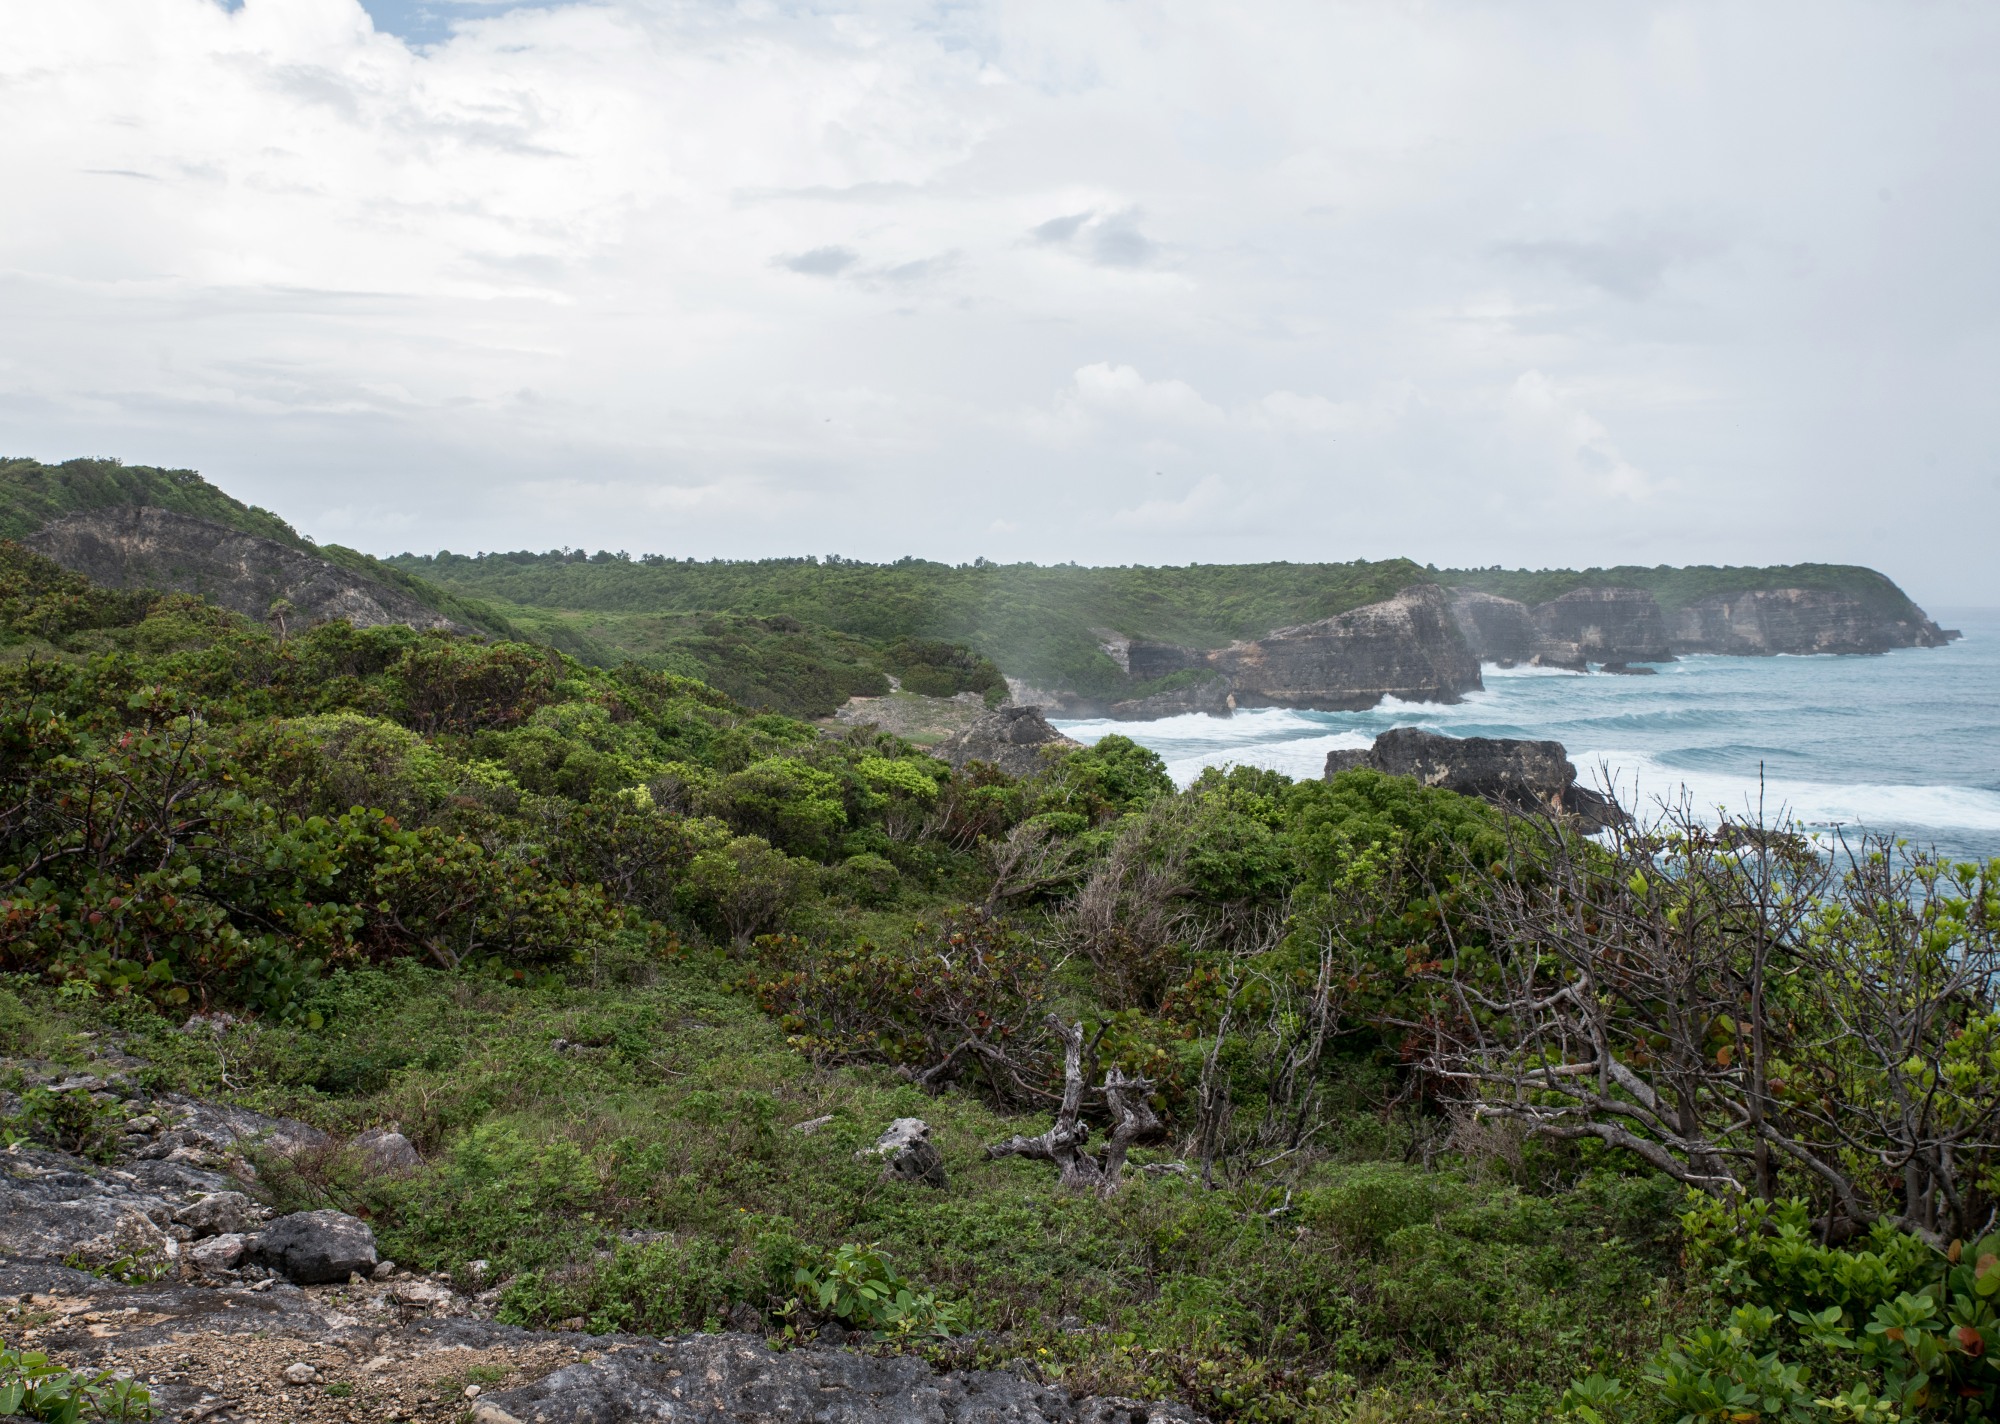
[1326, 726, 1623, 831]
[928, 706, 1081, 778]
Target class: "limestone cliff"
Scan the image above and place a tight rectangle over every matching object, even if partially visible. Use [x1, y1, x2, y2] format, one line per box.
[27, 506, 471, 634]
[1667, 588, 1955, 655]
[1451, 584, 1953, 667]
[1203, 583, 1482, 711]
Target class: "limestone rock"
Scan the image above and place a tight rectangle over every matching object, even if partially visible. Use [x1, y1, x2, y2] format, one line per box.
[928, 706, 1081, 779]
[1531, 587, 1672, 666]
[1326, 726, 1622, 831]
[1450, 583, 1955, 667]
[249, 1209, 379, 1285]
[1667, 587, 1955, 655]
[857, 1118, 948, 1188]
[1107, 674, 1233, 720]
[188, 1232, 249, 1273]
[351, 1126, 423, 1174]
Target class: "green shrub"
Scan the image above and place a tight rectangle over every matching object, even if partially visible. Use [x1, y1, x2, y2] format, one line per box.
[16, 1086, 125, 1162]
[1301, 1163, 1443, 1254]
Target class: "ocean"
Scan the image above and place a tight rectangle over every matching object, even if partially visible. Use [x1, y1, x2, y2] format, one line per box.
[1054, 607, 2000, 864]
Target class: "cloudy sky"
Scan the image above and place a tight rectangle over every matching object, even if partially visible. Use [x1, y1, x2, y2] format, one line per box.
[4, 1, 1997, 602]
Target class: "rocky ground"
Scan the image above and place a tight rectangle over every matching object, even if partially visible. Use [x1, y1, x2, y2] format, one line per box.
[1, 1038, 1199, 1424]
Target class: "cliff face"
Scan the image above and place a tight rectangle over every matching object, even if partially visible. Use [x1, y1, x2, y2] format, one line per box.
[26, 506, 469, 634]
[1667, 588, 1955, 655]
[1452, 584, 1953, 666]
[1204, 584, 1483, 711]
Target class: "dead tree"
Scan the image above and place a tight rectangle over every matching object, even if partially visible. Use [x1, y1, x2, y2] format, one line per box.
[1414, 799, 2000, 1246]
[985, 1016, 1162, 1192]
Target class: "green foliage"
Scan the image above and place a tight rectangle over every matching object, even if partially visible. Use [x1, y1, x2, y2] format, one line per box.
[747, 912, 1052, 1101]
[0, 1339, 152, 1422]
[788, 1242, 964, 1338]
[1573, 1199, 2000, 1422]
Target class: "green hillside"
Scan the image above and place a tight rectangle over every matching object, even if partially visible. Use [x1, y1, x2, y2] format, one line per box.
[0, 456, 523, 641]
[389, 552, 1434, 698]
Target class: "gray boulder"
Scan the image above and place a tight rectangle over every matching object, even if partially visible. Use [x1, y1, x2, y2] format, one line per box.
[1326, 726, 1622, 831]
[857, 1118, 948, 1189]
[928, 706, 1081, 779]
[187, 1231, 249, 1272]
[249, 1209, 379, 1284]
[351, 1126, 423, 1173]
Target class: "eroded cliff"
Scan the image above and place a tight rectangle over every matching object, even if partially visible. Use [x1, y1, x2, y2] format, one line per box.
[1202, 583, 1483, 711]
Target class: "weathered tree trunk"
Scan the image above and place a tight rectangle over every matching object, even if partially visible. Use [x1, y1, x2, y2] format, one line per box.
[985, 1016, 1159, 1193]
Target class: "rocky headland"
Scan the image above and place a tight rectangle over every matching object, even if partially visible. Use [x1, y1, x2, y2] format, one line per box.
[25, 506, 470, 635]
[1448, 584, 1955, 669]
[926, 705, 1082, 778]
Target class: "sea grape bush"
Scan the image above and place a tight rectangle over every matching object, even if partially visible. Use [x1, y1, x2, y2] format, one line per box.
[1564, 1199, 2000, 1422]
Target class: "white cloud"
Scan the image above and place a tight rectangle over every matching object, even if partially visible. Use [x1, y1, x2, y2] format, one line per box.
[0, 0, 1995, 597]
[1505, 371, 1662, 503]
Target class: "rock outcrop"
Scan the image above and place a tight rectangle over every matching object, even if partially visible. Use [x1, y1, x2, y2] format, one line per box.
[1326, 726, 1622, 830]
[0, 1253, 1201, 1424]
[1107, 674, 1234, 720]
[1451, 584, 1955, 667]
[1204, 584, 1482, 711]
[929, 706, 1082, 777]
[25, 505, 470, 634]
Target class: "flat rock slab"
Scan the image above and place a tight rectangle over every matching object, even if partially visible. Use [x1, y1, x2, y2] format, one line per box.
[0, 1259, 1201, 1424]
[486, 1333, 1201, 1424]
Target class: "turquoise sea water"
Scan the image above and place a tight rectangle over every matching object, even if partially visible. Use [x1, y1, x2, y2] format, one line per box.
[1055, 607, 2000, 864]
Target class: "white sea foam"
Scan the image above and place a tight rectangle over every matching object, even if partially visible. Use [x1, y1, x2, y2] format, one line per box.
[1056, 706, 1326, 745]
[1576, 750, 2000, 836]
[1052, 613, 2000, 853]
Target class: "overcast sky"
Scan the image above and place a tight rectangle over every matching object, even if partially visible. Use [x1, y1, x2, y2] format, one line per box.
[5, 1, 1998, 603]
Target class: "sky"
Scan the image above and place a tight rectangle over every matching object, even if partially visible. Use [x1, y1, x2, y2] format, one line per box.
[4, 1, 1998, 604]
